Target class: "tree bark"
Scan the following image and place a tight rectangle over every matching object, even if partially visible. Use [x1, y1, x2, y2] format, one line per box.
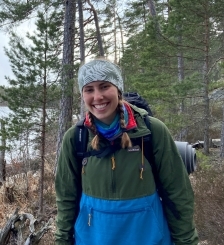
[78, 0, 85, 62]
[0, 208, 53, 245]
[0, 208, 19, 244]
[39, 34, 47, 214]
[147, 0, 161, 36]
[55, 0, 76, 170]
[86, 0, 104, 57]
[177, 23, 185, 141]
[78, 0, 86, 119]
[0, 119, 6, 184]
[113, 3, 117, 64]
[220, 105, 224, 157]
[203, 7, 210, 155]
[116, 12, 124, 58]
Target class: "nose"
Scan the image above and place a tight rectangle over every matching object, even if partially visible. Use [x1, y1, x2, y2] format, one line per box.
[93, 89, 103, 101]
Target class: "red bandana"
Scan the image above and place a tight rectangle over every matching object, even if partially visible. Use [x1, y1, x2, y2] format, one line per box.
[123, 102, 137, 130]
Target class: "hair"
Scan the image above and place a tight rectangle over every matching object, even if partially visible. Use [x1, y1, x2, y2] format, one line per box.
[89, 90, 132, 150]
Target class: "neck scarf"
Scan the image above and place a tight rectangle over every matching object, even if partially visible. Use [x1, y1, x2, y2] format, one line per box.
[84, 102, 137, 141]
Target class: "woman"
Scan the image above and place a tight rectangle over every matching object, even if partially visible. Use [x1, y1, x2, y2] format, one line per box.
[55, 59, 199, 245]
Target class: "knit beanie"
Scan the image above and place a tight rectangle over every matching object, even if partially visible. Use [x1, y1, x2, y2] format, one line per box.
[78, 59, 124, 93]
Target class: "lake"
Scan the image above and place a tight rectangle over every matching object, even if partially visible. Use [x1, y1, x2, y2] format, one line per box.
[0, 106, 39, 163]
[0, 106, 11, 118]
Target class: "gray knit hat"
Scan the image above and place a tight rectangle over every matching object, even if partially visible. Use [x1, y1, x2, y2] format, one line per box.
[78, 59, 124, 92]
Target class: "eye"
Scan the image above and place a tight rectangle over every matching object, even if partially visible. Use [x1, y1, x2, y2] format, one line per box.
[101, 84, 110, 90]
[83, 87, 93, 93]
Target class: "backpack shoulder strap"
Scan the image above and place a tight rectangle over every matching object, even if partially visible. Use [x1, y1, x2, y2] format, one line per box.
[143, 116, 160, 191]
[74, 119, 89, 163]
[74, 120, 121, 163]
[142, 116, 154, 167]
[143, 116, 180, 220]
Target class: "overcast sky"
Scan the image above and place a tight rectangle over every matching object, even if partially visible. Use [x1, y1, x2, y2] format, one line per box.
[0, 31, 11, 86]
[0, 20, 35, 87]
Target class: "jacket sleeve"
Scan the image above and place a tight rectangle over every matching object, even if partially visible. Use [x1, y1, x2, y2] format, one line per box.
[150, 117, 199, 245]
[55, 126, 82, 245]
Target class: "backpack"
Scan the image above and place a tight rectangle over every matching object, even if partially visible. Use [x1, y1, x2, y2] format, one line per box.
[74, 92, 195, 219]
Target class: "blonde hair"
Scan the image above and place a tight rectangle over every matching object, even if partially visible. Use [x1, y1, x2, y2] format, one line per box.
[89, 91, 132, 150]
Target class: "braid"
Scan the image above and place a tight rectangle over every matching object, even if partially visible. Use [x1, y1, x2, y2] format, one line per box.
[118, 94, 132, 149]
[88, 111, 100, 150]
[118, 99, 126, 129]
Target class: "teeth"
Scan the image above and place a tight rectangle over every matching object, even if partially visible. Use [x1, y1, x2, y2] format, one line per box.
[94, 103, 107, 109]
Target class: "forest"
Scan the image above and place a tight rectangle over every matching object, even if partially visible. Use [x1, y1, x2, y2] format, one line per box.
[0, 0, 224, 244]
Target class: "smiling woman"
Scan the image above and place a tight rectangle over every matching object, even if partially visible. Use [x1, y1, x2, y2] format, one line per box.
[82, 81, 119, 125]
[55, 58, 199, 245]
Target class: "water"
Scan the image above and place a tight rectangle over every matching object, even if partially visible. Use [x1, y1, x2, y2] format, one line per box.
[0, 106, 39, 163]
[0, 106, 11, 118]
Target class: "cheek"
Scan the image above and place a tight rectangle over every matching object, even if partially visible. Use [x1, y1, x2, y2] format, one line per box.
[82, 94, 88, 103]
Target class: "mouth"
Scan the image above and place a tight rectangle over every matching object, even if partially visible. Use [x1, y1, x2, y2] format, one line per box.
[93, 103, 108, 110]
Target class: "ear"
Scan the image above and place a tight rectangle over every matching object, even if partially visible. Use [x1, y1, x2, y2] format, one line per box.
[118, 90, 122, 100]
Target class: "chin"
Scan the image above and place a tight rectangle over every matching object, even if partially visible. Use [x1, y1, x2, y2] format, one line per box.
[96, 115, 107, 121]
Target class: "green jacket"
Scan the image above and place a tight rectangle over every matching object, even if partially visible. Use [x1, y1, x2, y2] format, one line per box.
[55, 106, 199, 245]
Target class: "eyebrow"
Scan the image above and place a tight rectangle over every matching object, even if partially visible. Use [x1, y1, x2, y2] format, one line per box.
[84, 82, 108, 88]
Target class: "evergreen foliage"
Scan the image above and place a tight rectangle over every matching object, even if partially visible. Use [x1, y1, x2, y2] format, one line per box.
[2, 7, 62, 135]
[121, 0, 224, 143]
[0, 4, 63, 213]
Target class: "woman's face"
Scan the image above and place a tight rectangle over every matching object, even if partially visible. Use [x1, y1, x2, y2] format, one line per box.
[82, 81, 119, 125]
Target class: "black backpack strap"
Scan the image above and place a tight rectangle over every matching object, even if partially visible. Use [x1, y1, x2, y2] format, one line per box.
[74, 120, 121, 163]
[74, 119, 89, 164]
[143, 116, 180, 220]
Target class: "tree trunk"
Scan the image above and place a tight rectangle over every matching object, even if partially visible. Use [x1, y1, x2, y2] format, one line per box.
[0, 208, 53, 245]
[203, 8, 210, 155]
[78, 0, 85, 62]
[86, 0, 104, 57]
[78, 0, 86, 119]
[0, 119, 6, 184]
[117, 12, 124, 58]
[113, 4, 117, 64]
[148, 0, 157, 16]
[177, 23, 185, 141]
[220, 106, 224, 157]
[0, 208, 19, 244]
[39, 42, 47, 214]
[55, 0, 76, 170]
[147, 0, 161, 35]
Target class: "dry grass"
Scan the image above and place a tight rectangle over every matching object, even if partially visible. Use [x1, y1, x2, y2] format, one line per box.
[0, 158, 57, 245]
[192, 148, 224, 245]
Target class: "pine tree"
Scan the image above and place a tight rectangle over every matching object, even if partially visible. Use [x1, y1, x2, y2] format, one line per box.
[55, 0, 76, 172]
[0, 0, 60, 31]
[166, 0, 224, 153]
[3, 5, 63, 213]
[121, 0, 224, 145]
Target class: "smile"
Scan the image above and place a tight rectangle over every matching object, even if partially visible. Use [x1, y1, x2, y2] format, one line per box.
[93, 103, 108, 109]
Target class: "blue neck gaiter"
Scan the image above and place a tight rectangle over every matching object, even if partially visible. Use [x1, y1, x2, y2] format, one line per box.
[95, 104, 128, 141]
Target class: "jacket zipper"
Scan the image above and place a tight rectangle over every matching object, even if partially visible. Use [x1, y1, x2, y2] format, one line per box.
[111, 153, 116, 193]
[88, 208, 92, 226]
[110, 141, 116, 193]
